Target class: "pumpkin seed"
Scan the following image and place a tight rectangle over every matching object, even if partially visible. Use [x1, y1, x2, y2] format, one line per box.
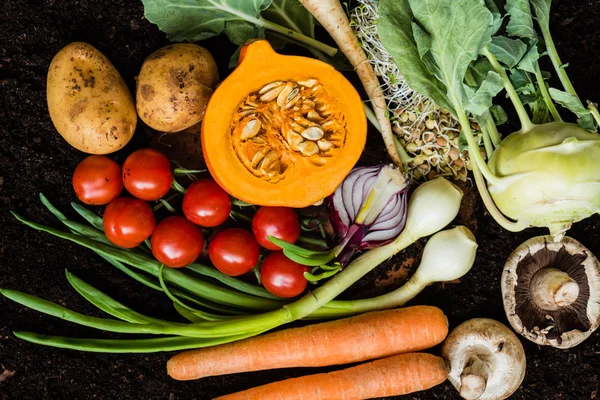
[286, 130, 304, 147]
[306, 111, 321, 122]
[293, 115, 312, 127]
[321, 120, 339, 131]
[298, 79, 317, 87]
[260, 85, 284, 102]
[297, 141, 319, 156]
[277, 82, 295, 108]
[259, 81, 283, 95]
[251, 146, 271, 168]
[289, 120, 305, 133]
[310, 156, 327, 166]
[241, 119, 261, 140]
[303, 99, 316, 109]
[284, 88, 301, 109]
[317, 139, 332, 151]
[301, 126, 324, 141]
[259, 150, 280, 173]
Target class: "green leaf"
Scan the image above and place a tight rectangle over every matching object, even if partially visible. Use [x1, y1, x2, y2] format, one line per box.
[490, 105, 508, 125]
[468, 59, 494, 86]
[529, 0, 550, 31]
[411, 21, 431, 59]
[407, 0, 496, 107]
[304, 267, 341, 283]
[488, 36, 528, 69]
[549, 88, 596, 130]
[549, 88, 591, 118]
[484, 0, 504, 34]
[263, 0, 314, 37]
[465, 71, 504, 116]
[517, 42, 539, 74]
[267, 236, 331, 258]
[282, 249, 335, 267]
[377, 0, 453, 113]
[505, 0, 537, 39]
[142, 0, 272, 44]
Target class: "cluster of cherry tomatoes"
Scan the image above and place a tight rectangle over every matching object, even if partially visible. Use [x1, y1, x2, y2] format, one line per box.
[72, 148, 310, 298]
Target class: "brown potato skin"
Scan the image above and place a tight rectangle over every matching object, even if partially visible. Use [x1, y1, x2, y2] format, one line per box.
[135, 44, 218, 132]
[47, 42, 136, 154]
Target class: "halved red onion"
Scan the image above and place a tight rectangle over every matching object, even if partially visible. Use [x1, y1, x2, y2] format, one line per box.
[328, 164, 409, 266]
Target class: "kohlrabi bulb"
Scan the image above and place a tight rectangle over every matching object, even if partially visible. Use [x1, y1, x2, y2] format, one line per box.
[488, 122, 600, 239]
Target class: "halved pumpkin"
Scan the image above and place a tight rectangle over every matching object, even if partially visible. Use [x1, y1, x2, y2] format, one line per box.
[202, 40, 366, 208]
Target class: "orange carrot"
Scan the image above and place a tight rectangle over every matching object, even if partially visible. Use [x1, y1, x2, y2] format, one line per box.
[167, 306, 448, 381]
[214, 352, 448, 400]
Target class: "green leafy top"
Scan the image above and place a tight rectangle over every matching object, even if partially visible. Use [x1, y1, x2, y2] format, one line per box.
[141, 0, 337, 59]
[143, 0, 271, 44]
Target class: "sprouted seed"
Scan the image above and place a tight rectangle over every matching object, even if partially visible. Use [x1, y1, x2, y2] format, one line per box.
[350, 0, 483, 182]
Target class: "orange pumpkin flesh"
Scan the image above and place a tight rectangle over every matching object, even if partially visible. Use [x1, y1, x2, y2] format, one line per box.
[202, 40, 366, 207]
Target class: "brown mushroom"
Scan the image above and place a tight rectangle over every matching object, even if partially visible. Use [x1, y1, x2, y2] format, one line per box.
[442, 318, 526, 400]
[501, 236, 600, 348]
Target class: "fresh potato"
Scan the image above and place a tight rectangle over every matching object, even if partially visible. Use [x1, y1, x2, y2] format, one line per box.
[47, 42, 137, 154]
[136, 44, 218, 132]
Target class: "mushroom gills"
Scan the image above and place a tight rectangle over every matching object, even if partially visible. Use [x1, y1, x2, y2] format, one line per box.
[501, 235, 600, 348]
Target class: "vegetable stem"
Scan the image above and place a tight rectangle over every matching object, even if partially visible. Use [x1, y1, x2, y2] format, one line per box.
[471, 162, 527, 232]
[539, 26, 581, 102]
[170, 179, 187, 194]
[482, 47, 534, 132]
[533, 62, 562, 122]
[284, 232, 414, 320]
[258, 17, 337, 57]
[588, 102, 600, 126]
[452, 102, 498, 185]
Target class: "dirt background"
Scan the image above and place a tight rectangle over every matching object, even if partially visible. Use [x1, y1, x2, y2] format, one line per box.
[1, 0, 600, 399]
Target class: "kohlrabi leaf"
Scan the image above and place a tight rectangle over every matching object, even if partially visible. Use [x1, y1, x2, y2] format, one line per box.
[488, 36, 528, 69]
[511, 69, 551, 123]
[263, 0, 314, 37]
[529, 0, 551, 31]
[549, 88, 596, 130]
[465, 71, 505, 116]
[407, 0, 495, 107]
[378, 0, 453, 113]
[490, 104, 508, 125]
[411, 22, 431, 60]
[469, 58, 494, 85]
[516, 42, 539, 74]
[549, 88, 591, 118]
[142, 0, 272, 44]
[505, 0, 537, 40]
[484, 0, 504, 34]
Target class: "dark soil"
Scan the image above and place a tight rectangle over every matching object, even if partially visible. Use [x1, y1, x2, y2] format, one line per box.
[1, 1, 600, 399]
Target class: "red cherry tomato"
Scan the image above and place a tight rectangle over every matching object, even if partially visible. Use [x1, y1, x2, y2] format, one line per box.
[103, 197, 156, 248]
[252, 207, 301, 250]
[151, 216, 204, 268]
[208, 228, 260, 276]
[260, 252, 309, 298]
[183, 178, 231, 227]
[122, 148, 172, 201]
[72, 155, 123, 205]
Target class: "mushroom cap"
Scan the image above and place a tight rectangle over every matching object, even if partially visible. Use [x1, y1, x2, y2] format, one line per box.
[501, 236, 600, 348]
[442, 318, 526, 400]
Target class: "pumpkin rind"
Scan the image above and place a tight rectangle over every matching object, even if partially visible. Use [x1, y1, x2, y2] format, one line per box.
[202, 40, 366, 207]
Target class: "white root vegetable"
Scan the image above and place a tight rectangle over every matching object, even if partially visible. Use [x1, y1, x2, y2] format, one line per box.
[298, 0, 403, 168]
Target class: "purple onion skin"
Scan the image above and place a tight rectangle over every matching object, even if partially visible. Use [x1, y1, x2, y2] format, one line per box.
[327, 166, 409, 267]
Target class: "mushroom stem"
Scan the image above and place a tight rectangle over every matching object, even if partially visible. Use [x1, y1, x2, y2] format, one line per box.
[459, 353, 490, 400]
[530, 267, 580, 310]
